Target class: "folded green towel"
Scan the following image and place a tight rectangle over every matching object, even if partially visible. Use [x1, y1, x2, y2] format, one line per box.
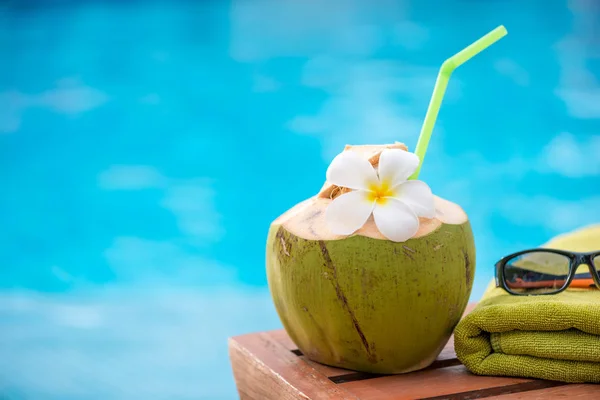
[454, 225, 600, 383]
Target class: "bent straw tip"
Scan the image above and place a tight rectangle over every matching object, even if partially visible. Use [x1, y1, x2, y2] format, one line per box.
[410, 24, 508, 179]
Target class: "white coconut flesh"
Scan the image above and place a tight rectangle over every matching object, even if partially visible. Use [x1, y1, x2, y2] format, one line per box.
[275, 143, 469, 241]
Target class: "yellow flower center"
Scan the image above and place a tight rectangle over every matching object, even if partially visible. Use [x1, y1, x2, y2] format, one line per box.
[366, 181, 395, 205]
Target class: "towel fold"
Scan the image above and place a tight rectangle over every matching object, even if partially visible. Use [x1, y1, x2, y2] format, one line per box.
[454, 225, 600, 383]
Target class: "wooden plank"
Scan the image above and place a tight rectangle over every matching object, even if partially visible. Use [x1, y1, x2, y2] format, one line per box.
[491, 383, 600, 399]
[339, 365, 536, 400]
[419, 381, 568, 400]
[229, 332, 358, 400]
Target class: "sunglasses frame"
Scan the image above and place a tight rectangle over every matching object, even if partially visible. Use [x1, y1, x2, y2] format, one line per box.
[495, 248, 600, 296]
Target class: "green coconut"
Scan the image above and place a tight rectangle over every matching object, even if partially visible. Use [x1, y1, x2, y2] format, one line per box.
[266, 143, 476, 374]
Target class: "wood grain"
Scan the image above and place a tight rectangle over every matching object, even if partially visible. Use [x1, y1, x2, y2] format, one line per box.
[229, 332, 357, 400]
[491, 383, 600, 399]
[339, 365, 533, 400]
[419, 380, 569, 400]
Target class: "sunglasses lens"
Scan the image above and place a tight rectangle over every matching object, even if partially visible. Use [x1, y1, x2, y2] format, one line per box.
[595, 255, 600, 275]
[503, 252, 571, 294]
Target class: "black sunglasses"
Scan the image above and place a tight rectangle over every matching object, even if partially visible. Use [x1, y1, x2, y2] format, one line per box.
[495, 248, 600, 296]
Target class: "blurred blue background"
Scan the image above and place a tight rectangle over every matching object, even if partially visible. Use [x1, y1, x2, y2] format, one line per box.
[1, 0, 599, 398]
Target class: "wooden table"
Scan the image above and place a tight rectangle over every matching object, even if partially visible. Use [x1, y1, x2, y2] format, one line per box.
[229, 305, 600, 399]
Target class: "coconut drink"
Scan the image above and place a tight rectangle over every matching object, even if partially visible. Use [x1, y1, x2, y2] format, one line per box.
[266, 26, 507, 374]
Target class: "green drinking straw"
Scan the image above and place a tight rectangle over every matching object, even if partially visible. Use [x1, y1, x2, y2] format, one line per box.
[408, 25, 508, 180]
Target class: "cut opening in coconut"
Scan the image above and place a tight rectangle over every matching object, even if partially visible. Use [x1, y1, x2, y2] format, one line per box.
[276, 143, 469, 241]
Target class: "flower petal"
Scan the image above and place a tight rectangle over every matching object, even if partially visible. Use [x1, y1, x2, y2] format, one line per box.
[394, 180, 435, 218]
[325, 190, 374, 235]
[326, 151, 379, 190]
[378, 149, 420, 187]
[372, 198, 419, 242]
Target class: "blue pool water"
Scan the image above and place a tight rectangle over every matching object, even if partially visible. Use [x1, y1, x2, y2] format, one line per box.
[1, 0, 599, 398]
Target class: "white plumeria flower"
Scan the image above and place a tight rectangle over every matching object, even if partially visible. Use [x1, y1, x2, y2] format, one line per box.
[325, 149, 435, 242]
